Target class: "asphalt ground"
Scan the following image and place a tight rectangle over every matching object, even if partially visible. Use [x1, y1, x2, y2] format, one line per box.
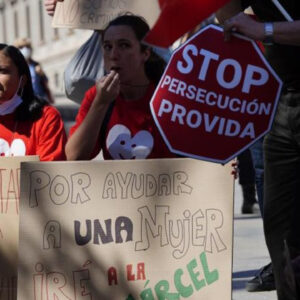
[233, 182, 276, 300]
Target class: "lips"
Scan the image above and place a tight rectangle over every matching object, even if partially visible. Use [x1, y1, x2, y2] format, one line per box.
[110, 66, 121, 72]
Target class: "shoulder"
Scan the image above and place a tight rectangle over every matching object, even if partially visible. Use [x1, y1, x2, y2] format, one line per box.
[84, 85, 97, 100]
[80, 85, 97, 110]
[40, 105, 63, 122]
[33, 106, 65, 140]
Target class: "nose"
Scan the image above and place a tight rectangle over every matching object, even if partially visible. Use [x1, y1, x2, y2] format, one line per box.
[109, 45, 120, 60]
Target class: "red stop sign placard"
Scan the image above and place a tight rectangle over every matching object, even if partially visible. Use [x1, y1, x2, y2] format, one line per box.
[150, 24, 282, 163]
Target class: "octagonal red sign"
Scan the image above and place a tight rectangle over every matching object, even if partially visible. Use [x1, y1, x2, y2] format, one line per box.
[150, 24, 282, 163]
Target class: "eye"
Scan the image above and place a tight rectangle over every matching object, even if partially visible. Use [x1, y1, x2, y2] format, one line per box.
[103, 44, 112, 51]
[119, 42, 131, 49]
[0, 67, 9, 74]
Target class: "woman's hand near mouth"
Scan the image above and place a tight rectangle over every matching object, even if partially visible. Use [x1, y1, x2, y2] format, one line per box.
[95, 70, 120, 106]
[110, 66, 121, 73]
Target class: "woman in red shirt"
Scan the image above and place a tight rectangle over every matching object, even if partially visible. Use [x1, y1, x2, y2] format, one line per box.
[66, 15, 177, 160]
[0, 44, 66, 161]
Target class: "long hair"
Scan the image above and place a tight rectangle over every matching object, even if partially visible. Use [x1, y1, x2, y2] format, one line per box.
[102, 14, 166, 84]
[0, 44, 46, 121]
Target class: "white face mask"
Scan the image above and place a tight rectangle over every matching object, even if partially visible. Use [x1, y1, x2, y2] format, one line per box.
[19, 47, 32, 60]
[0, 77, 23, 116]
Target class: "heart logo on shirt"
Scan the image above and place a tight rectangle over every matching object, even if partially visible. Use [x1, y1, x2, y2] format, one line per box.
[106, 125, 154, 159]
[0, 138, 26, 156]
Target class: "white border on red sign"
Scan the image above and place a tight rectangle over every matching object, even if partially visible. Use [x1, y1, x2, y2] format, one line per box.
[149, 24, 283, 164]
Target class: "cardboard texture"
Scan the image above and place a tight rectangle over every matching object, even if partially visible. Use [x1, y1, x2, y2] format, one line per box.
[52, 0, 160, 30]
[0, 156, 39, 300]
[18, 158, 234, 299]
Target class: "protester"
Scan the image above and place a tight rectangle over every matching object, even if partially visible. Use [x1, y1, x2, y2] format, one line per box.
[65, 14, 177, 160]
[44, 0, 63, 16]
[0, 44, 66, 161]
[217, 1, 300, 299]
[14, 38, 54, 104]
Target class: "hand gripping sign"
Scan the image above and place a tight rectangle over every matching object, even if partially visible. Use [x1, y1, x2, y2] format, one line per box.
[150, 24, 282, 163]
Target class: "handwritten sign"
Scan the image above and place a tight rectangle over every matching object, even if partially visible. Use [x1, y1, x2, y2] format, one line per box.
[52, 0, 160, 30]
[17, 158, 233, 299]
[0, 156, 39, 300]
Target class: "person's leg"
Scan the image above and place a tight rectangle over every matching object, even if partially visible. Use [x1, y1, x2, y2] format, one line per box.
[264, 95, 300, 300]
[246, 139, 275, 293]
[237, 149, 257, 214]
[250, 138, 264, 216]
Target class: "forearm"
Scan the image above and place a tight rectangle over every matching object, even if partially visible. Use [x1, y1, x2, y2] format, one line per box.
[273, 21, 300, 46]
[66, 71, 120, 160]
[222, 12, 300, 46]
[65, 101, 110, 160]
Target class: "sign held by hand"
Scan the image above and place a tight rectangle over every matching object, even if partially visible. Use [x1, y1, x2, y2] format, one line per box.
[150, 25, 282, 163]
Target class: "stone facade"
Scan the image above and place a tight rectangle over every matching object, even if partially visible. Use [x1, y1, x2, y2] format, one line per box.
[0, 0, 91, 97]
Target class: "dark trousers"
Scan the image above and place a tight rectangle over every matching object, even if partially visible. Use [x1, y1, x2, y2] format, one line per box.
[264, 91, 300, 300]
[237, 149, 255, 186]
[250, 138, 264, 215]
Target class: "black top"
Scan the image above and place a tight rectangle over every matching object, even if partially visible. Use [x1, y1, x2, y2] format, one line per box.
[242, 0, 300, 89]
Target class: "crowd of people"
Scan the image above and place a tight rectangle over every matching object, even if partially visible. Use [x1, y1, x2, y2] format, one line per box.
[0, 0, 299, 299]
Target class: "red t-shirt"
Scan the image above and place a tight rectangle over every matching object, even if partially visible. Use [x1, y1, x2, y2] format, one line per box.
[0, 105, 66, 161]
[69, 84, 177, 160]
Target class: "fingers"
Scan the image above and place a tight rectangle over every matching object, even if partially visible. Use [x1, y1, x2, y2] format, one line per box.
[231, 161, 238, 179]
[223, 12, 247, 41]
[107, 72, 120, 92]
[223, 12, 259, 41]
[44, 0, 57, 16]
[96, 71, 120, 104]
[223, 18, 237, 42]
[231, 170, 238, 179]
[99, 71, 119, 90]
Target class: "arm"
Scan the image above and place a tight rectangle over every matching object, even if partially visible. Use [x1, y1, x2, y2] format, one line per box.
[223, 13, 300, 46]
[44, 0, 64, 17]
[65, 71, 120, 161]
[266, 21, 300, 46]
[217, 0, 300, 46]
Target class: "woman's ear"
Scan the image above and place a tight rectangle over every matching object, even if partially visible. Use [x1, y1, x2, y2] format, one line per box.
[143, 47, 151, 62]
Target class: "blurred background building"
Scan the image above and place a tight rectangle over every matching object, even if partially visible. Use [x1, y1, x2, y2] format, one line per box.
[0, 0, 95, 132]
[0, 0, 91, 100]
[0, 1, 222, 132]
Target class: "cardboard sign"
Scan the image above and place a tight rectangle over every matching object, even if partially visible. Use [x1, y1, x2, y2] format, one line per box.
[52, 0, 160, 30]
[17, 158, 234, 299]
[0, 156, 39, 300]
[150, 24, 282, 163]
